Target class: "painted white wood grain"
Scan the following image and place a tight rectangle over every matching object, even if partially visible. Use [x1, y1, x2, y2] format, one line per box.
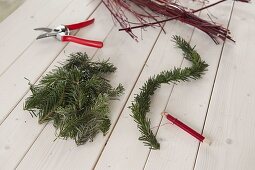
[144, 1, 235, 170]
[0, 0, 25, 22]
[0, 0, 43, 35]
[194, 1, 255, 170]
[0, 0, 101, 124]
[16, 5, 165, 170]
[0, 1, 103, 169]
[0, 92, 45, 169]
[0, 0, 252, 169]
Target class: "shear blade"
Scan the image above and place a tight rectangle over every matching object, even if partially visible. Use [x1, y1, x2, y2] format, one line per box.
[34, 27, 52, 32]
[36, 32, 57, 40]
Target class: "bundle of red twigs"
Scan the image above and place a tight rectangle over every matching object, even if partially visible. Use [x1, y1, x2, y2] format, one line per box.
[103, 0, 234, 44]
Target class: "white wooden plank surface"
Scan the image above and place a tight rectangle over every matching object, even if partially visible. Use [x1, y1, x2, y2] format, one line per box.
[144, 1, 235, 169]
[0, 0, 254, 170]
[0, 0, 25, 24]
[0, 0, 101, 124]
[194, 1, 255, 170]
[0, 0, 25, 22]
[0, 0, 42, 35]
[16, 4, 164, 170]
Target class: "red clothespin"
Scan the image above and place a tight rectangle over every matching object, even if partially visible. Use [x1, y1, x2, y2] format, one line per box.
[34, 18, 103, 48]
[162, 112, 211, 145]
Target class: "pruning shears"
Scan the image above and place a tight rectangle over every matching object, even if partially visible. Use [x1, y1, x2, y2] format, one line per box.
[34, 18, 103, 48]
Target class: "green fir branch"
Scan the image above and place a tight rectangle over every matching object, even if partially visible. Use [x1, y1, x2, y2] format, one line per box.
[24, 52, 124, 145]
[130, 35, 209, 149]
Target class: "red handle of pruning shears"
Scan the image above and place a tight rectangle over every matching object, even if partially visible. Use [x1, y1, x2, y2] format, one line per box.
[62, 36, 103, 48]
[65, 18, 95, 30]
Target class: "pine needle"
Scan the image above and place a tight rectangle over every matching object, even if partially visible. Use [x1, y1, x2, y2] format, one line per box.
[24, 52, 124, 145]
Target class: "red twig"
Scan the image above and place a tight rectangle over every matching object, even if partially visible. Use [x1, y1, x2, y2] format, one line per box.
[235, 0, 250, 2]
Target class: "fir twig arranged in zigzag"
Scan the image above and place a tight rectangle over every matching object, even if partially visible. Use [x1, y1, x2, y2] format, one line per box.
[24, 52, 124, 145]
[130, 35, 209, 149]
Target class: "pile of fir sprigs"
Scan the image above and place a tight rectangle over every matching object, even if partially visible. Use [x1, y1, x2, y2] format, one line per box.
[130, 35, 209, 149]
[24, 52, 124, 145]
